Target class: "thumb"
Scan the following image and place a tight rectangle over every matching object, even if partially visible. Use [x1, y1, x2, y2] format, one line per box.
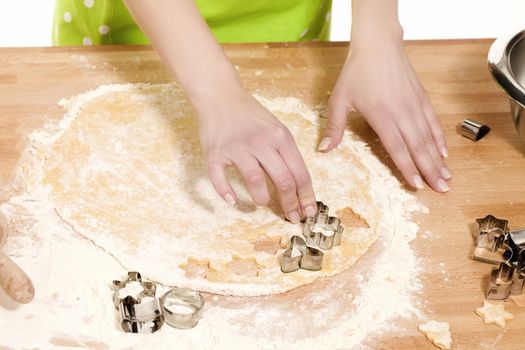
[318, 100, 349, 152]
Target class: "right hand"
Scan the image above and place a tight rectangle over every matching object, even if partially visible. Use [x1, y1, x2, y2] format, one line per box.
[193, 85, 317, 223]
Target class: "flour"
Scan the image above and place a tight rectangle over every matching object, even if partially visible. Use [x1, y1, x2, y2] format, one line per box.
[0, 83, 425, 349]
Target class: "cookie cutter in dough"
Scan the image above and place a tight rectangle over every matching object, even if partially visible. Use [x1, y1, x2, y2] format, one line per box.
[458, 119, 491, 141]
[280, 235, 324, 272]
[112, 271, 164, 333]
[161, 288, 205, 329]
[280, 201, 344, 273]
[472, 216, 525, 300]
[303, 201, 344, 250]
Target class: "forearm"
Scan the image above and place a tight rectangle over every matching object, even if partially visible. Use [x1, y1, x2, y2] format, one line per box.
[124, 0, 241, 104]
[351, 0, 403, 49]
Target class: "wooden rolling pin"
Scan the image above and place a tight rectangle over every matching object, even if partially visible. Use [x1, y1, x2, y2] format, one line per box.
[0, 211, 34, 304]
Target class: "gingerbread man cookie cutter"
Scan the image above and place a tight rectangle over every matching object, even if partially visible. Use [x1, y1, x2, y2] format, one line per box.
[303, 201, 344, 250]
[280, 235, 324, 272]
[280, 201, 344, 273]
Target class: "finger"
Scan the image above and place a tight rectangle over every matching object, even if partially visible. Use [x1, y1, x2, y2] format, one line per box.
[417, 105, 452, 180]
[405, 60, 448, 158]
[369, 117, 423, 190]
[319, 98, 348, 152]
[255, 148, 302, 223]
[276, 135, 317, 217]
[421, 96, 448, 158]
[415, 103, 452, 180]
[231, 154, 271, 206]
[208, 161, 238, 205]
[398, 112, 450, 193]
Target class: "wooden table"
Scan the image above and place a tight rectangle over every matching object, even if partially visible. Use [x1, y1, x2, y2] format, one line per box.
[1, 40, 523, 349]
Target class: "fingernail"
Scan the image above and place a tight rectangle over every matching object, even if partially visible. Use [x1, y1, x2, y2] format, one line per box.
[437, 179, 450, 192]
[287, 211, 300, 224]
[318, 137, 331, 152]
[413, 175, 424, 190]
[224, 194, 236, 206]
[441, 146, 449, 158]
[305, 205, 317, 217]
[441, 167, 452, 180]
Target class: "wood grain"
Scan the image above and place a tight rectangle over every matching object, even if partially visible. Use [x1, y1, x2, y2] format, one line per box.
[0, 40, 524, 349]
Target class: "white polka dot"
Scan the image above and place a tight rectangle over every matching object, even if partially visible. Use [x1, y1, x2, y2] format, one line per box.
[300, 29, 309, 38]
[98, 24, 110, 35]
[84, 0, 94, 8]
[82, 37, 92, 46]
[325, 11, 331, 22]
[63, 12, 72, 23]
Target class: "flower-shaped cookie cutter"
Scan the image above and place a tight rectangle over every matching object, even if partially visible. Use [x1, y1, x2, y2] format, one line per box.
[303, 201, 344, 250]
[112, 271, 164, 333]
[280, 235, 324, 272]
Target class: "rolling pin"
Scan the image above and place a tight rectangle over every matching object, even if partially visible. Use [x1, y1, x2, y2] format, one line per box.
[0, 211, 34, 304]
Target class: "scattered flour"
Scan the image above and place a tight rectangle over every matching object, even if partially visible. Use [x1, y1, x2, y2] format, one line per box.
[0, 83, 425, 349]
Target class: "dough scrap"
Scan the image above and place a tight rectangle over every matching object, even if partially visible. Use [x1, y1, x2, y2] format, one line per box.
[418, 320, 452, 350]
[475, 301, 513, 328]
[26, 83, 386, 296]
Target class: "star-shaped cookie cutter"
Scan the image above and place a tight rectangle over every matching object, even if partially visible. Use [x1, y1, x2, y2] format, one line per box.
[303, 201, 344, 250]
[280, 235, 324, 272]
[112, 271, 164, 333]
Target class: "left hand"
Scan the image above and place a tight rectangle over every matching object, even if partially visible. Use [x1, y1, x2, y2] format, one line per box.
[319, 36, 451, 193]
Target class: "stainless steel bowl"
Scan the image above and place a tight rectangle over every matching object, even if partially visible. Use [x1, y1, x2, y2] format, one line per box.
[489, 29, 525, 141]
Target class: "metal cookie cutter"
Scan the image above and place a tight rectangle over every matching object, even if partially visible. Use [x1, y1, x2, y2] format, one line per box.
[303, 201, 344, 250]
[472, 216, 525, 300]
[473, 214, 510, 264]
[280, 235, 324, 272]
[161, 288, 205, 329]
[112, 272, 164, 333]
[487, 229, 525, 300]
[458, 119, 491, 141]
[280, 201, 344, 273]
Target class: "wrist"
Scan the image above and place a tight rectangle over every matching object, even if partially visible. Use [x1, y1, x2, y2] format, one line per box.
[185, 74, 249, 121]
[350, 0, 403, 50]
[179, 65, 244, 108]
[349, 22, 404, 61]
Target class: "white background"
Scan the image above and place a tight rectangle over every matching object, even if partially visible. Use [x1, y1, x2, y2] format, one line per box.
[0, 0, 524, 47]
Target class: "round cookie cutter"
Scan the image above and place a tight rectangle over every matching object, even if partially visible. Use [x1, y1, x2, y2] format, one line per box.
[161, 288, 205, 329]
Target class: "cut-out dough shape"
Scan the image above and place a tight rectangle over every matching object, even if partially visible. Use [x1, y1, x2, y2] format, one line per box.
[418, 320, 452, 350]
[475, 301, 513, 328]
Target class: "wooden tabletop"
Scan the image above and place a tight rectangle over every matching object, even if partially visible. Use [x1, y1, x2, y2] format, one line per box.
[1, 40, 524, 349]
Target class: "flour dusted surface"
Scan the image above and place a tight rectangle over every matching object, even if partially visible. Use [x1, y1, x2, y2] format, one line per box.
[0, 83, 425, 349]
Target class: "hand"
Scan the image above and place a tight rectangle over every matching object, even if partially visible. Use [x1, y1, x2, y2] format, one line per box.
[125, 0, 317, 216]
[194, 85, 317, 222]
[320, 37, 451, 193]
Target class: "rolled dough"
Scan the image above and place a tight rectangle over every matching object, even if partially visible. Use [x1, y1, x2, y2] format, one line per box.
[29, 83, 383, 296]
